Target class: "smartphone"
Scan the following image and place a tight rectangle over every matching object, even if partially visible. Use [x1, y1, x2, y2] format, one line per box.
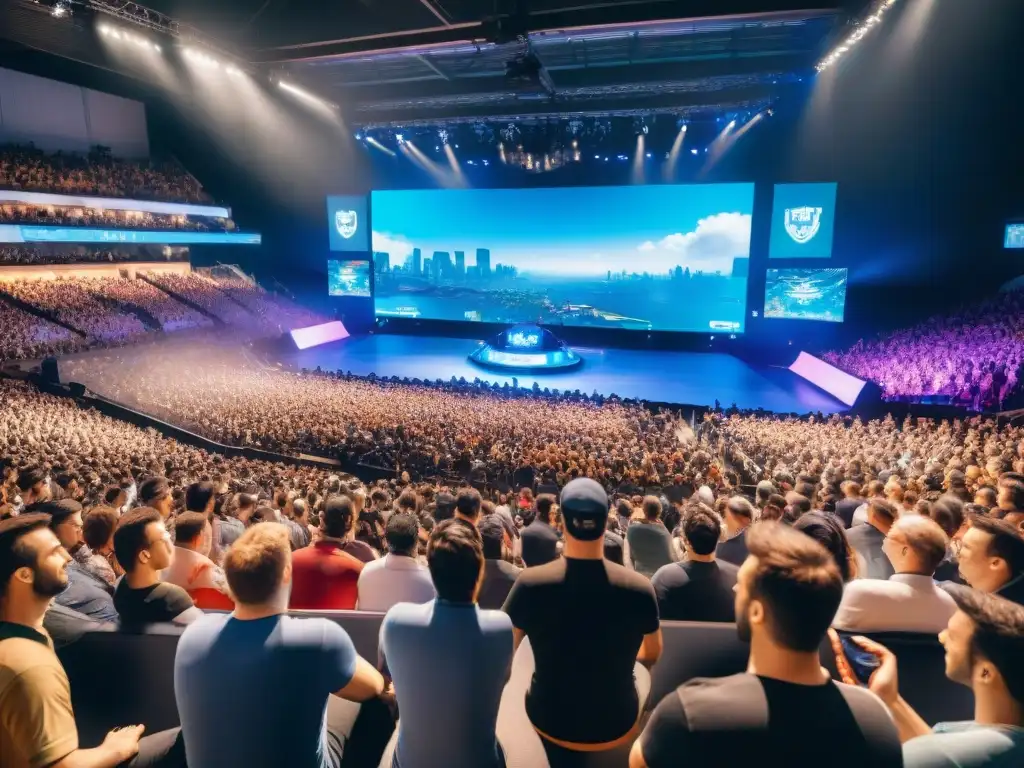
[839, 633, 880, 685]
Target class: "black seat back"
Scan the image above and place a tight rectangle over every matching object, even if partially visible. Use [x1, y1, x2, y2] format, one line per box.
[58, 623, 184, 747]
[650, 622, 749, 706]
[290, 610, 386, 662]
[858, 632, 973, 725]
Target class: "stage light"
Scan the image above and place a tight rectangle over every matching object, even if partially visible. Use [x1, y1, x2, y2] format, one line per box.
[690, 148, 699, 155]
[482, 159, 489, 166]
[817, 0, 900, 72]
[594, 155, 600, 160]
[438, 129, 449, 146]
[51, 0, 71, 18]
[466, 160, 475, 165]
[646, 152, 652, 158]
[355, 133, 364, 141]
[395, 133, 405, 145]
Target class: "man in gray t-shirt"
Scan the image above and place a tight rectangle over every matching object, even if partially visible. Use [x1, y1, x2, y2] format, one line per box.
[175, 523, 385, 767]
[380, 519, 513, 768]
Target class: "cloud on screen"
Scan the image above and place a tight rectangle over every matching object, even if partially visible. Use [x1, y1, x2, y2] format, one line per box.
[371, 231, 415, 264]
[636, 212, 752, 273]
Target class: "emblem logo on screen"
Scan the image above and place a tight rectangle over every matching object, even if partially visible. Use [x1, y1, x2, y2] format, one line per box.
[335, 210, 359, 240]
[784, 206, 823, 244]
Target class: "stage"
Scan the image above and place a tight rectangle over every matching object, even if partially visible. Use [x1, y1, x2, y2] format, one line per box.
[280, 333, 849, 414]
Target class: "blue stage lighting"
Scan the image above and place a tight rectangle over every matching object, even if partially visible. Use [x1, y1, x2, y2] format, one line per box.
[690, 148, 699, 155]
[395, 133, 405, 144]
[645, 152, 652, 158]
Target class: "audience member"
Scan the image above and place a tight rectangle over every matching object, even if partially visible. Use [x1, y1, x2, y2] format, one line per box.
[477, 515, 521, 610]
[161, 512, 232, 610]
[632, 522, 902, 768]
[503, 478, 662, 759]
[520, 494, 561, 567]
[956, 516, 1024, 605]
[0, 514, 183, 766]
[625, 495, 676, 578]
[379, 519, 513, 768]
[40, 500, 119, 622]
[81, 505, 122, 587]
[651, 501, 738, 622]
[113, 507, 200, 625]
[847, 499, 898, 580]
[356, 513, 435, 612]
[833, 515, 956, 632]
[834, 585, 1024, 766]
[290, 496, 365, 610]
[174, 523, 386, 766]
[716, 496, 754, 566]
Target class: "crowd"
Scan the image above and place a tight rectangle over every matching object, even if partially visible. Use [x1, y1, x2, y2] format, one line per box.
[2, 277, 154, 346]
[823, 289, 1024, 409]
[0, 300, 88, 361]
[0, 144, 213, 204]
[212, 277, 331, 330]
[141, 272, 259, 328]
[0, 204, 234, 232]
[63, 345, 687, 488]
[0, 246, 188, 267]
[86, 278, 214, 334]
[1, 370, 1023, 767]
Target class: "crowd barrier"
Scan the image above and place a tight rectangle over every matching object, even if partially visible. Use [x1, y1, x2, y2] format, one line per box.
[59, 612, 975, 751]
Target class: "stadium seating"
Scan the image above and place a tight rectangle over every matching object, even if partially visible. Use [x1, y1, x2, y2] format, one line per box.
[56, 613, 975, 753]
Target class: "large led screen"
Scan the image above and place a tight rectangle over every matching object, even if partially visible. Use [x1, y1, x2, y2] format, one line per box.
[769, 182, 838, 259]
[371, 184, 754, 333]
[764, 268, 848, 323]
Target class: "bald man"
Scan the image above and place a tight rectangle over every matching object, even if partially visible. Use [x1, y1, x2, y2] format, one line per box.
[833, 515, 957, 634]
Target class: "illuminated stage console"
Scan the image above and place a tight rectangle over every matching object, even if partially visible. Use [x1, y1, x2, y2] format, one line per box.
[468, 324, 582, 373]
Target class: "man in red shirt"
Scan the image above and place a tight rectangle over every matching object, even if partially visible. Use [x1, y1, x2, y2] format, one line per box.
[290, 496, 365, 610]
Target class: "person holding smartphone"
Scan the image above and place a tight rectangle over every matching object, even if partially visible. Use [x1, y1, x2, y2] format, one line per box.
[831, 584, 1024, 767]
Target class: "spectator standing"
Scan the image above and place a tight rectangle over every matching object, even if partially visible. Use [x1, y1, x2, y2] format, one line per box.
[356, 513, 435, 612]
[632, 522, 901, 768]
[175, 523, 386, 767]
[379, 519, 513, 767]
[0, 514, 183, 767]
[847, 499, 898, 580]
[625, 496, 676, 578]
[651, 502, 738, 622]
[503, 478, 662, 760]
[956, 516, 1024, 605]
[834, 585, 1024, 767]
[477, 515, 521, 610]
[833, 515, 956, 633]
[113, 507, 201, 625]
[519, 494, 560, 567]
[716, 496, 755, 566]
[290, 496, 365, 610]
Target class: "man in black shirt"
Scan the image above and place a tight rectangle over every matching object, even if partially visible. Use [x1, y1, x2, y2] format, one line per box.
[651, 501, 738, 622]
[113, 507, 201, 625]
[477, 515, 520, 610]
[835, 481, 866, 529]
[631, 522, 901, 768]
[519, 494, 561, 567]
[503, 478, 661, 762]
[715, 496, 754, 566]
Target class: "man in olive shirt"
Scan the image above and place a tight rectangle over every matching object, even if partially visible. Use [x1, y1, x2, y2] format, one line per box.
[503, 478, 662, 762]
[0, 514, 182, 767]
[113, 507, 202, 626]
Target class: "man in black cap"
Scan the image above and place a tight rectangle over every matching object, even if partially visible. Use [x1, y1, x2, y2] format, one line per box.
[502, 478, 661, 763]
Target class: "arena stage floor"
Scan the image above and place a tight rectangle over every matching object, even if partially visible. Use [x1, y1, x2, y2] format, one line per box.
[280, 334, 848, 414]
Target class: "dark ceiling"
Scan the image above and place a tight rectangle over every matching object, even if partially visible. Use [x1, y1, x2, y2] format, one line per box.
[0, 0, 855, 124]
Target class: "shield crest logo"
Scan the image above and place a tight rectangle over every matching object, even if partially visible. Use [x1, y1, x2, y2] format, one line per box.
[335, 210, 358, 240]
[784, 206, 823, 244]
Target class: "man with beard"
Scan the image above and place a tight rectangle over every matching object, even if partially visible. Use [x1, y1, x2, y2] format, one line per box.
[0, 514, 184, 766]
[630, 522, 901, 768]
[39, 499, 119, 622]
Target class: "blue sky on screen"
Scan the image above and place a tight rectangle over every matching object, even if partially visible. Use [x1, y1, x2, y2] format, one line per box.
[371, 184, 754, 277]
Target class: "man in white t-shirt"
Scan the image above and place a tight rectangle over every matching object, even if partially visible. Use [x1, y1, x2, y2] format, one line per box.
[357, 513, 435, 612]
